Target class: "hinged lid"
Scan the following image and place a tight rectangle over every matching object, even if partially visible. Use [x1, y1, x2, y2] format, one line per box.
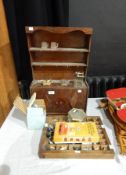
[25, 26, 93, 80]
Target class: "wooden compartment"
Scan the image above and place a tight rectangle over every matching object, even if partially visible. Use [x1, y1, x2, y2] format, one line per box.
[25, 26, 92, 114]
[38, 116, 115, 159]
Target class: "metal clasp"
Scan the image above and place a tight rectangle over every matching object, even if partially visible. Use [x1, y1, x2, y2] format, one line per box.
[75, 72, 84, 78]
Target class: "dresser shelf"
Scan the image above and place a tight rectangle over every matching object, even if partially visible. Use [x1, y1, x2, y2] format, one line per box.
[29, 47, 89, 53]
[31, 62, 87, 67]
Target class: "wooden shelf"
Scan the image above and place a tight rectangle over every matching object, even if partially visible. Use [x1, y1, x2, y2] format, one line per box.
[31, 62, 87, 67]
[29, 47, 89, 53]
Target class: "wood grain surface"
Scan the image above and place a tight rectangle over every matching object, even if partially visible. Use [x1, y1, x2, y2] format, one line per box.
[0, 0, 19, 126]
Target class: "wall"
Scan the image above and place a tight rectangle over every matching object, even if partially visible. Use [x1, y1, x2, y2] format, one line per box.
[0, 0, 19, 125]
[69, 0, 126, 76]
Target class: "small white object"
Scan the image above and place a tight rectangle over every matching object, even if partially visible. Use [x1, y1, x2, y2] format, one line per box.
[44, 123, 48, 128]
[41, 41, 49, 49]
[121, 103, 126, 109]
[77, 89, 82, 93]
[109, 145, 114, 149]
[29, 27, 34, 31]
[75, 151, 80, 153]
[73, 109, 77, 113]
[48, 91, 55, 95]
[50, 42, 59, 49]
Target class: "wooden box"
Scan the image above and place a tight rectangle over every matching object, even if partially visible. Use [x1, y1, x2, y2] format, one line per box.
[25, 26, 92, 114]
[38, 115, 115, 159]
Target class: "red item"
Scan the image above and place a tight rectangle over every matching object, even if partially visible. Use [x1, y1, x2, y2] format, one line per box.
[117, 109, 126, 122]
[106, 88, 126, 100]
[59, 123, 68, 135]
[106, 87, 126, 122]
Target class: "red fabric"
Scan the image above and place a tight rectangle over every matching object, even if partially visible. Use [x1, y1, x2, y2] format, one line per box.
[106, 88, 126, 100]
[117, 109, 126, 122]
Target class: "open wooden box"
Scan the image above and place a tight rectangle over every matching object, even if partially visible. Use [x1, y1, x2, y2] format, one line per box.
[25, 26, 92, 114]
[38, 115, 114, 159]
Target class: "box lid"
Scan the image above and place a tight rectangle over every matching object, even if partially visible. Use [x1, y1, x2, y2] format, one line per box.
[25, 26, 93, 80]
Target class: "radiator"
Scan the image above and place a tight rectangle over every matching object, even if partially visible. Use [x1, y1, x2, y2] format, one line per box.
[86, 75, 126, 97]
